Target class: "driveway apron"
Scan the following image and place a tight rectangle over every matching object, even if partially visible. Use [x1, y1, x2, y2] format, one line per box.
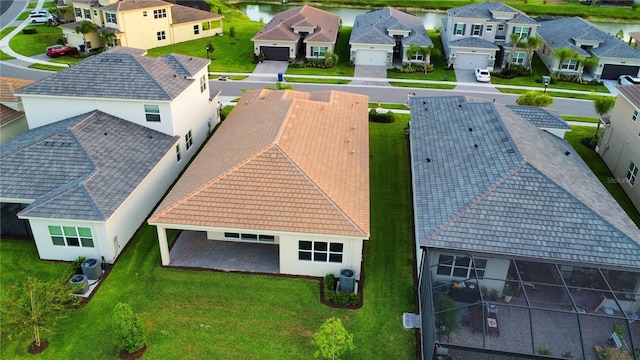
[352, 65, 389, 86]
[454, 67, 500, 93]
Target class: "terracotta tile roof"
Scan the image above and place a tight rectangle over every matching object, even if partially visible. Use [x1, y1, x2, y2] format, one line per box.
[150, 89, 370, 238]
[102, 0, 171, 12]
[252, 5, 339, 44]
[617, 85, 640, 108]
[0, 77, 34, 102]
[0, 104, 23, 126]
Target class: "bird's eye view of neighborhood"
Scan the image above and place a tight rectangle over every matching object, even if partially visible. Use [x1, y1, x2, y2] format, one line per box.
[1, 0, 640, 359]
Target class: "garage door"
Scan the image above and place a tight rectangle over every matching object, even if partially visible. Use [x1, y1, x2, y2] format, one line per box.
[355, 50, 387, 66]
[260, 46, 289, 61]
[454, 53, 489, 70]
[601, 64, 640, 80]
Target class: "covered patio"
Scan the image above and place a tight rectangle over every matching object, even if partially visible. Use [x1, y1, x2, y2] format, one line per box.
[168, 231, 280, 274]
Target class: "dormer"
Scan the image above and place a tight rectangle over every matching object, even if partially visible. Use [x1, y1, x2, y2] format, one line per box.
[98, 0, 118, 5]
[491, 10, 518, 20]
[292, 21, 316, 35]
[388, 24, 410, 38]
[573, 38, 602, 49]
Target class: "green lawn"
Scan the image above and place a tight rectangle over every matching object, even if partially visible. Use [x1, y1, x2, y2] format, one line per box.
[285, 27, 355, 77]
[497, 87, 597, 100]
[146, 16, 262, 73]
[561, 115, 600, 124]
[284, 77, 351, 84]
[369, 103, 409, 110]
[565, 126, 640, 228]
[390, 82, 457, 90]
[9, 26, 62, 56]
[1, 116, 416, 359]
[28, 63, 65, 71]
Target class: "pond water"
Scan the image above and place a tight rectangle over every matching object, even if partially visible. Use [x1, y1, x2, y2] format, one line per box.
[236, 3, 640, 41]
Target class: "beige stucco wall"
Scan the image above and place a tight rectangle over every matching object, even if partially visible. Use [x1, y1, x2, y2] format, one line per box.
[0, 115, 28, 145]
[172, 20, 223, 44]
[598, 94, 640, 212]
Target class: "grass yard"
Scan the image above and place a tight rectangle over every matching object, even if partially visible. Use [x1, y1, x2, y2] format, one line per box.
[562, 115, 600, 124]
[369, 103, 409, 110]
[497, 87, 597, 100]
[9, 25, 62, 56]
[565, 126, 640, 228]
[1, 116, 416, 359]
[146, 16, 262, 73]
[285, 27, 355, 77]
[284, 77, 351, 84]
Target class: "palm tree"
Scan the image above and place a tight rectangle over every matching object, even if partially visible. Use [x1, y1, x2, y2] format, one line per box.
[75, 21, 98, 53]
[509, 33, 525, 69]
[554, 47, 579, 77]
[591, 95, 616, 142]
[405, 44, 421, 70]
[323, 50, 338, 68]
[578, 56, 599, 81]
[420, 46, 433, 73]
[524, 35, 541, 75]
[100, 30, 116, 49]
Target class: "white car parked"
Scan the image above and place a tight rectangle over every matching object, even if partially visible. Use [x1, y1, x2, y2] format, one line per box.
[28, 13, 53, 24]
[618, 75, 640, 85]
[475, 68, 491, 83]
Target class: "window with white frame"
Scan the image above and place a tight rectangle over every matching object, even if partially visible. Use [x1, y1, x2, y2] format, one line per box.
[512, 51, 525, 64]
[83, 8, 90, 19]
[193, 25, 199, 35]
[486, 24, 493, 32]
[106, 13, 117, 24]
[497, 24, 505, 31]
[513, 26, 529, 38]
[312, 46, 326, 57]
[626, 161, 638, 185]
[144, 104, 160, 122]
[176, 144, 181, 161]
[157, 31, 166, 41]
[185, 130, 193, 150]
[49, 226, 94, 248]
[436, 254, 487, 279]
[561, 59, 578, 70]
[143, 11, 147, 17]
[454, 23, 465, 35]
[410, 52, 424, 61]
[298, 241, 343, 263]
[472, 24, 482, 36]
[633, 109, 638, 122]
[154, 9, 167, 18]
[93, 9, 97, 16]
[75, 7, 81, 17]
[224, 232, 276, 242]
[200, 75, 207, 92]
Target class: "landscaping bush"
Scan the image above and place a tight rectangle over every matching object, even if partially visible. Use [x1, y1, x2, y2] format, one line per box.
[112, 302, 146, 355]
[22, 28, 37, 34]
[323, 273, 336, 302]
[323, 273, 360, 306]
[369, 109, 395, 123]
[493, 64, 527, 79]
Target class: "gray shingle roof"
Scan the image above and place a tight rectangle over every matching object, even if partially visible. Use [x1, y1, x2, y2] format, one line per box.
[350, 8, 433, 47]
[410, 97, 640, 269]
[448, 37, 499, 49]
[508, 14, 538, 25]
[0, 111, 177, 221]
[505, 105, 571, 130]
[16, 48, 209, 101]
[448, 2, 530, 22]
[537, 17, 640, 59]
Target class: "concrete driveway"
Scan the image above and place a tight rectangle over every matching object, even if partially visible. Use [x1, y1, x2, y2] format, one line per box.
[454, 67, 499, 93]
[248, 60, 289, 81]
[352, 65, 389, 86]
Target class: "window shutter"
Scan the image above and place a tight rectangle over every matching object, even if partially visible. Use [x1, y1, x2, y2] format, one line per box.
[462, 24, 466, 35]
[527, 28, 531, 36]
[479, 26, 483, 36]
[512, 27, 516, 34]
[310, 46, 313, 54]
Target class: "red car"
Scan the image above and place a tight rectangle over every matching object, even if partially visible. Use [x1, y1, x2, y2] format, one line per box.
[46, 45, 78, 57]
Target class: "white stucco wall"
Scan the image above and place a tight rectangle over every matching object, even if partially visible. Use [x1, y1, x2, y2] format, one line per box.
[0, 115, 28, 145]
[26, 218, 104, 262]
[253, 40, 297, 58]
[595, 56, 640, 78]
[305, 41, 335, 59]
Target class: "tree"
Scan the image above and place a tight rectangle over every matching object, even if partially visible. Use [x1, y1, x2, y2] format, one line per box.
[229, 26, 235, 38]
[100, 30, 116, 49]
[591, 95, 616, 141]
[312, 317, 354, 360]
[554, 47, 579, 77]
[420, 46, 434, 73]
[578, 56, 599, 81]
[524, 35, 541, 75]
[405, 44, 422, 71]
[616, 29, 624, 40]
[1, 277, 79, 350]
[112, 303, 146, 354]
[324, 50, 338, 68]
[434, 295, 461, 340]
[509, 33, 525, 69]
[516, 91, 554, 107]
[206, 41, 214, 59]
[75, 21, 98, 53]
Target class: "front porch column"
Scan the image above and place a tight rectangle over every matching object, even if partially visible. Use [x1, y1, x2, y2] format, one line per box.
[156, 226, 171, 265]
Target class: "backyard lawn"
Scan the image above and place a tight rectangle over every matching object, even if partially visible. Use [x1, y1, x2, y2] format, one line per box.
[9, 25, 63, 56]
[0, 116, 417, 359]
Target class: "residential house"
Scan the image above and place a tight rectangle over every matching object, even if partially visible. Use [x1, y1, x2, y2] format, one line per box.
[148, 89, 370, 279]
[349, 7, 433, 67]
[1, 47, 221, 263]
[630, 31, 640, 50]
[409, 96, 640, 359]
[441, 2, 538, 70]
[597, 85, 640, 214]
[537, 17, 640, 80]
[251, 5, 340, 61]
[62, 0, 222, 51]
[0, 77, 33, 145]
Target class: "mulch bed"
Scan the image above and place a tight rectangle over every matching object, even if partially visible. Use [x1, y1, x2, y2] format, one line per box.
[28, 340, 48, 355]
[119, 345, 147, 360]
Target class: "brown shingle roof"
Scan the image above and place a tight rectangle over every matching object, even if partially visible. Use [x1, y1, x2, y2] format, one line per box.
[170, 3, 222, 24]
[102, 0, 171, 12]
[617, 85, 640, 108]
[150, 89, 370, 237]
[252, 5, 339, 44]
[0, 77, 34, 102]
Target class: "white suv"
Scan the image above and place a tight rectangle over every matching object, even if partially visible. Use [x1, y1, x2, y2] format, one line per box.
[28, 13, 53, 24]
[618, 75, 640, 85]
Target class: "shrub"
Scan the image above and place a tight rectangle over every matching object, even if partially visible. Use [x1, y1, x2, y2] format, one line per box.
[229, 26, 235, 38]
[323, 273, 336, 302]
[112, 303, 146, 354]
[22, 28, 37, 34]
[369, 110, 395, 123]
[323, 273, 360, 305]
[537, 347, 552, 355]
